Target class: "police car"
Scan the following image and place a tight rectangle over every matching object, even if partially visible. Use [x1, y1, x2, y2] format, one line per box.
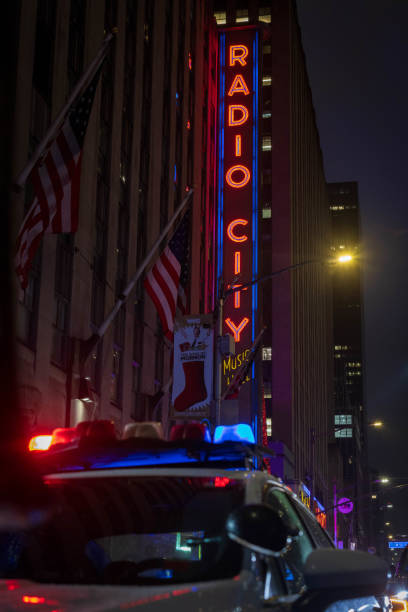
[0, 420, 389, 611]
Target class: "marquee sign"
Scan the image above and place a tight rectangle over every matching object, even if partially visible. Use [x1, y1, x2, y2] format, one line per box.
[217, 28, 259, 394]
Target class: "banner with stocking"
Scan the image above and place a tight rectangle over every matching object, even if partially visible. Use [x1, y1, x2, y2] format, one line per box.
[171, 315, 214, 419]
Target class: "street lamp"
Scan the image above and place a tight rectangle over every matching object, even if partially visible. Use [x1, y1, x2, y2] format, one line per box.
[214, 254, 354, 427]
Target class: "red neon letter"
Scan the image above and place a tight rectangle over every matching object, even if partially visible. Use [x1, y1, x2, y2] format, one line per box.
[234, 251, 241, 274]
[234, 286, 241, 308]
[228, 105, 249, 126]
[227, 219, 248, 243]
[225, 165, 250, 188]
[232, 284, 247, 308]
[228, 75, 250, 96]
[225, 317, 250, 342]
[229, 45, 248, 67]
[235, 135, 242, 157]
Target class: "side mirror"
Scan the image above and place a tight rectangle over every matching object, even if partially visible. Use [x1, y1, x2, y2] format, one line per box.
[291, 548, 388, 612]
[225, 503, 299, 556]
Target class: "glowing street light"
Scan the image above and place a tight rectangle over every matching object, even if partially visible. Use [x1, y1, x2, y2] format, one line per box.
[370, 420, 383, 428]
[216, 253, 356, 427]
[337, 254, 353, 263]
[380, 477, 390, 484]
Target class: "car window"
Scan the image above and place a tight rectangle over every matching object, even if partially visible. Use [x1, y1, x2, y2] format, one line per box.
[264, 487, 314, 594]
[293, 500, 333, 548]
[0, 476, 245, 586]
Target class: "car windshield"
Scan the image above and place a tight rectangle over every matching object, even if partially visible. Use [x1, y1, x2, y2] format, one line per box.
[0, 475, 245, 585]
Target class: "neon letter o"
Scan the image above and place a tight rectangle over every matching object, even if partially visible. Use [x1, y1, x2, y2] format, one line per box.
[225, 165, 251, 188]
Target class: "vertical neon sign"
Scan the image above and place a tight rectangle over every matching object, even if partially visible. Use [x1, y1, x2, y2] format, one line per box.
[217, 28, 259, 398]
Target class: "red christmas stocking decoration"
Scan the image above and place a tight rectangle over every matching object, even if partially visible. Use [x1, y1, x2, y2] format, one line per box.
[174, 360, 207, 412]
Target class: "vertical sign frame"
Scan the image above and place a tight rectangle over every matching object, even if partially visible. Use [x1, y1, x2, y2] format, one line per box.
[217, 27, 260, 426]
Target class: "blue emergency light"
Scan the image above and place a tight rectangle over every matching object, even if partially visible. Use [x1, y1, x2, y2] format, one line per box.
[213, 424, 255, 444]
[389, 541, 408, 549]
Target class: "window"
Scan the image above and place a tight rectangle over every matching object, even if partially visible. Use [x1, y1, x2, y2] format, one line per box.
[294, 501, 333, 548]
[262, 347, 272, 361]
[33, 0, 56, 103]
[235, 9, 248, 23]
[266, 418, 272, 436]
[263, 44, 271, 54]
[262, 208, 271, 219]
[259, 7, 271, 23]
[334, 414, 352, 425]
[67, 0, 85, 91]
[214, 11, 226, 25]
[335, 428, 352, 438]
[262, 75, 272, 86]
[262, 136, 272, 151]
[17, 250, 41, 350]
[262, 111, 272, 119]
[263, 488, 314, 594]
[4, 476, 245, 585]
[51, 235, 74, 368]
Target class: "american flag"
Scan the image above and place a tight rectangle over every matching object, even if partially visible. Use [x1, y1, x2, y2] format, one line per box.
[144, 208, 191, 341]
[15, 70, 101, 289]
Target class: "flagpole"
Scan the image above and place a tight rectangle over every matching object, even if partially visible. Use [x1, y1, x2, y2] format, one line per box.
[14, 32, 115, 191]
[80, 189, 194, 367]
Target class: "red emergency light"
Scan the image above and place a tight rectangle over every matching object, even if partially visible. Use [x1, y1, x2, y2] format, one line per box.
[28, 419, 116, 452]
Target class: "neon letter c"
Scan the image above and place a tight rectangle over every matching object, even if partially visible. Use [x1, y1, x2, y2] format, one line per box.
[227, 219, 248, 243]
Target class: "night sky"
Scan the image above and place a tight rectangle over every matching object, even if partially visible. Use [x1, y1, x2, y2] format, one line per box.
[296, 0, 408, 535]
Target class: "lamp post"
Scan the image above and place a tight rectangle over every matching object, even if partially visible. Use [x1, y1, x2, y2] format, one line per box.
[214, 254, 355, 434]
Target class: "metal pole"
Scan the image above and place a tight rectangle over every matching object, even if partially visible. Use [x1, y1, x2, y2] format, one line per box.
[215, 294, 224, 426]
[310, 427, 315, 510]
[333, 480, 338, 547]
[80, 189, 193, 366]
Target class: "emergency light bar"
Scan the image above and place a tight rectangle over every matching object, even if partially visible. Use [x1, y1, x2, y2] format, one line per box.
[213, 424, 255, 444]
[28, 420, 115, 452]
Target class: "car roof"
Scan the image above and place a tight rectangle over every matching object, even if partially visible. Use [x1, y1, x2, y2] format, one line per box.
[33, 438, 277, 476]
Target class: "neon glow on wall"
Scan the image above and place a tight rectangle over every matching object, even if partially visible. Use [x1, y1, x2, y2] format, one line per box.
[217, 29, 259, 362]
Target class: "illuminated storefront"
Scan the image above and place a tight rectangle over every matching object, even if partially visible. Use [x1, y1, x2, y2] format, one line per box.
[217, 27, 259, 421]
[299, 483, 327, 529]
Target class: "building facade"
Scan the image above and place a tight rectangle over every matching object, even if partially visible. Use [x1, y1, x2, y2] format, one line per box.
[12, 0, 217, 437]
[213, 0, 333, 511]
[328, 181, 369, 548]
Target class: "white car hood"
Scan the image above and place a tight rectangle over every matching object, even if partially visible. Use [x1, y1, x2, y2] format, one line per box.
[0, 574, 257, 611]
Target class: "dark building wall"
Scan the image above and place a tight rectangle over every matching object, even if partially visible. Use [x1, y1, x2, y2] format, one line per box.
[214, 0, 332, 504]
[328, 180, 368, 548]
[12, 0, 216, 434]
[262, 0, 331, 501]
[290, 5, 332, 502]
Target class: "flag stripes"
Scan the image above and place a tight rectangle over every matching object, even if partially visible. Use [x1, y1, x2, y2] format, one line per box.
[15, 72, 100, 289]
[145, 247, 181, 339]
[144, 209, 191, 341]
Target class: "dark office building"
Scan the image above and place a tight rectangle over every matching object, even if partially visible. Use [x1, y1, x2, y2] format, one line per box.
[328, 181, 369, 548]
[214, 0, 332, 514]
[11, 0, 217, 434]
